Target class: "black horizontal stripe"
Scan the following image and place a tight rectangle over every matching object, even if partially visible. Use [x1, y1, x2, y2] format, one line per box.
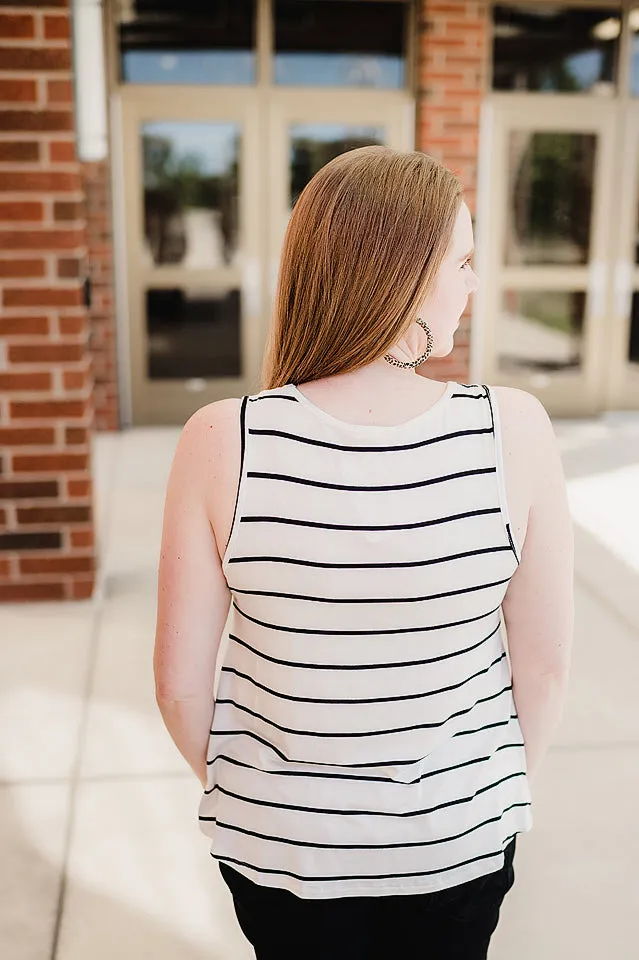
[207, 707, 517, 770]
[239, 506, 501, 532]
[228, 544, 511, 569]
[211, 836, 520, 884]
[220, 650, 507, 705]
[247, 426, 492, 453]
[204, 741, 525, 791]
[233, 599, 502, 636]
[212, 681, 513, 740]
[454, 714, 519, 738]
[247, 466, 496, 493]
[248, 394, 299, 402]
[208, 728, 291, 764]
[207, 800, 530, 851]
[230, 574, 511, 605]
[227, 620, 501, 670]
[451, 392, 486, 400]
[201, 770, 525, 819]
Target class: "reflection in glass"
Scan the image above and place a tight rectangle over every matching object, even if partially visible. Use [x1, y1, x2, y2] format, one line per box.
[274, 0, 406, 88]
[123, 52, 254, 85]
[146, 287, 241, 379]
[120, 0, 255, 85]
[493, 5, 619, 93]
[142, 122, 240, 268]
[629, 293, 639, 364]
[506, 132, 596, 266]
[628, 9, 639, 94]
[290, 124, 385, 207]
[499, 290, 585, 373]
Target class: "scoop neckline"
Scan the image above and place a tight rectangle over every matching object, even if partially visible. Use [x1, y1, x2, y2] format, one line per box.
[286, 380, 455, 433]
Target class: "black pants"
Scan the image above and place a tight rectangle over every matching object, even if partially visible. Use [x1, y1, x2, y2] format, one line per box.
[219, 837, 516, 960]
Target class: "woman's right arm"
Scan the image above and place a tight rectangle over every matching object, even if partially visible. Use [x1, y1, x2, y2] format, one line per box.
[497, 388, 575, 784]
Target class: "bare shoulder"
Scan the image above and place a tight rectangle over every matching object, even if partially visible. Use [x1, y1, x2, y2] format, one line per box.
[489, 384, 562, 500]
[179, 397, 243, 451]
[169, 398, 244, 556]
[490, 385, 555, 455]
[185, 396, 243, 432]
[490, 384, 551, 430]
[171, 397, 243, 490]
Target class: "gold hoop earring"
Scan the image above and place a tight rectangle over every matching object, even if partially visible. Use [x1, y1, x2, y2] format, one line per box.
[383, 319, 434, 369]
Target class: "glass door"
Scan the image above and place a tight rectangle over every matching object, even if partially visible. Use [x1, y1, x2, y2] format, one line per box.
[121, 91, 263, 425]
[475, 96, 617, 416]
[267, 90, 415, 300]
[114, 0, 415, 424]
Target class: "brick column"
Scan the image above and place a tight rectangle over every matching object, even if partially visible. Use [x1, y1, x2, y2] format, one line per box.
[416, 0, 490, 383]
[83, 159, 118, 431]
[0, 1, 97, 601]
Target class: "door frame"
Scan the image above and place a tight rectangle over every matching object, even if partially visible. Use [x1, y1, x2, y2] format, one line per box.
[606, 101, 639, 410]
[106, 0, 418, 425]
[120, 87, 265, 425]
[473, 93, 619, 418]
[116, 85, 414, 424]
[266, 89, 415, 302]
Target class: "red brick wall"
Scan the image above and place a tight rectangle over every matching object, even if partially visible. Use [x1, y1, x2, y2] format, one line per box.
[83, 159, 118, 431]
[0, 1, 97, 601]
[416, 0, 490, 383]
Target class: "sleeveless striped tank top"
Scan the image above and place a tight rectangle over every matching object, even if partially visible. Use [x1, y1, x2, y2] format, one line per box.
[198, 380, 533, 899]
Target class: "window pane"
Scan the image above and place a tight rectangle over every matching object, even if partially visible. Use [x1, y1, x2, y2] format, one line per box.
[499, 290, 585, 374]
[274, 1, 406, 88]
[506, 132, 597, 266]
[493, 5, 619, 94]
[142, 122, 240, 268]
[120, 0, 255, 85]
[146, 287, 241, 379]
[290, 124, 385, 207]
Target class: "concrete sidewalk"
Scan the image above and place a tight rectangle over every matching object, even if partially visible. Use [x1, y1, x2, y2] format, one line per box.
[2, 412, 639, 960]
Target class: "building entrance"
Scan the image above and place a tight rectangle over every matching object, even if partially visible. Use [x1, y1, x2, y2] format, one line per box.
[476, 4, 639, 416]
[111, 0, 415, 424]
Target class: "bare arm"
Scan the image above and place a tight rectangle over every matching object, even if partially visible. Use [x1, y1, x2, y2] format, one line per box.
[153, 400, 239, 786]
[497, 388, 574, 783]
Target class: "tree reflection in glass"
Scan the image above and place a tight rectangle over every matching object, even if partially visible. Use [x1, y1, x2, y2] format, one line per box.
[506, 132, 596, 266]
[289, 124, 385, 208]
[141, 122, 240, 269]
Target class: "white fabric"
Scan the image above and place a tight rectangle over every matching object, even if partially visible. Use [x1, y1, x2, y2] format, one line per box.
[198, 380, 533, 898]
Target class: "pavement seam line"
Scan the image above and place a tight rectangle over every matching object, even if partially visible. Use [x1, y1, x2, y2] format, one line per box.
[49, 434, 122, 960]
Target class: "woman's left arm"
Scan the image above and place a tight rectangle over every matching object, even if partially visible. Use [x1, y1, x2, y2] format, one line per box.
[153, 402, 238, 787]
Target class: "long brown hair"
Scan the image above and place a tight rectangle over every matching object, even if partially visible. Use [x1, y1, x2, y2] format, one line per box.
[262, 146, 463, 390]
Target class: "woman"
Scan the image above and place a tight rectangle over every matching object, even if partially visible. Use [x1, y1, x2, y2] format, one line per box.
[154, 147, 574, 959]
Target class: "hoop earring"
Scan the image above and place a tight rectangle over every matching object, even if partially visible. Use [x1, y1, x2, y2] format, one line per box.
[384, 318, 434, 369]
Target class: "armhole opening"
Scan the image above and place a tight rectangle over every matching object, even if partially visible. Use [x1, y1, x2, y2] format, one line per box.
[221, 396, 248, 570]
[483, 385, 522, 565]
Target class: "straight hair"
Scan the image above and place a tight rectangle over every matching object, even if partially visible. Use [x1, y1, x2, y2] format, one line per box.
[262, 146, 463, 390]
